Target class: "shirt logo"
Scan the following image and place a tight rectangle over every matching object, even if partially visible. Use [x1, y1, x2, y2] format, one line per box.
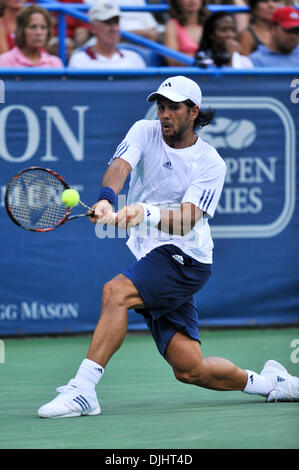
[163, 161, 172, 170]
[172, 254, 184, 265]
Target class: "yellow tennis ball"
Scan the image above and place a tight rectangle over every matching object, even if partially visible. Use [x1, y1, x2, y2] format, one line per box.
[61, 189, 80, 208]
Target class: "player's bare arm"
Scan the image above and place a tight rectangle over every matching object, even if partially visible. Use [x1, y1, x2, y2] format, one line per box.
[159, 203, 203, 235]
[115, 202, 203, 235]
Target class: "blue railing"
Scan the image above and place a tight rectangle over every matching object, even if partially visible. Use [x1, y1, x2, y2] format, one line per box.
[36, 2, 253, 66]
[0, 67, 297, 77]
[1, 2, 299, 72]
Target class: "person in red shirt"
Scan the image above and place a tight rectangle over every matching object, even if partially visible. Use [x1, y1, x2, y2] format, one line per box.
[0, 0, 26, 54]
[53, 0, 91, 47]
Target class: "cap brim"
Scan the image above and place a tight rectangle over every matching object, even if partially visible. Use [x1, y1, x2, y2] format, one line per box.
[280, 21, 299, 29]
[147, 90, 188, 103]
[90, 11, 120, 22]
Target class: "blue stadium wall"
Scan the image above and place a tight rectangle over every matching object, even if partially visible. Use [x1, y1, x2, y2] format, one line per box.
[0, 70, 298, 336]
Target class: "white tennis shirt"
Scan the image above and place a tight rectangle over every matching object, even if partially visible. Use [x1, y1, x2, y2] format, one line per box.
[68, 48, 146, 69]
[112, 119, 226, 264]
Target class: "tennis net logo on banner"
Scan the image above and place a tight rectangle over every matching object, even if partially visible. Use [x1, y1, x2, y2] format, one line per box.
[200, 97, 296, 239]
[145, 96, 296, 239]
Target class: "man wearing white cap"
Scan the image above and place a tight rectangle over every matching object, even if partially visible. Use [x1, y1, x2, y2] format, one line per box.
[68, 0, 146, 68]
[38, 76, 299, 418]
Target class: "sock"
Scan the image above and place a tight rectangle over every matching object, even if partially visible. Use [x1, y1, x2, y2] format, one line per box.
[243, 370, 273, 397]
[72, 358, 104, 392]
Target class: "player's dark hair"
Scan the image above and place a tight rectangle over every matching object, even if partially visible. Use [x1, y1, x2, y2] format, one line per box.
[184, 99, 216, 130]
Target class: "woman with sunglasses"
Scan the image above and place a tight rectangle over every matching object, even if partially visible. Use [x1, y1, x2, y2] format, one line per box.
[239, 0, 286, 55]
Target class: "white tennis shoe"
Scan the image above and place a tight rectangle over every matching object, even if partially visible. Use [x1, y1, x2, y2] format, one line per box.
[260, 360, 299, 402]
[38, 382, 101, 418]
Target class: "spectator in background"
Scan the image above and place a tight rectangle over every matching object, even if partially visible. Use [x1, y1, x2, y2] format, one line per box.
[250, 5, 299, 65]
[195, 11, 253, 67]
[53, 0, 91, 48]
[0, 0, 26, 54]
[0, 5, 63, 67]
[68, 0, 146, 68]
[239, 0, 284, 55]
[47, 36, 75, 64]
[207, 0, 250, 34]
[164, 0, 209, 66]
[119, 0, 160, 42]
[84, 0, 161, 42]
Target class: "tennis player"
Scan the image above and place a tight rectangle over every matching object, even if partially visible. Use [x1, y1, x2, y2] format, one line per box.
[38, 76, 299, 418]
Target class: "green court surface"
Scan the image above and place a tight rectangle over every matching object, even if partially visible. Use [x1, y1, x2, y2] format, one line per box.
[0, 328, 298, 450]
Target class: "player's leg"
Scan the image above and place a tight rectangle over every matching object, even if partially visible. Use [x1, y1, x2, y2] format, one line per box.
[38, 274, 144, 418]
[164, 331, 248, 391]
[86, 273, 144, 367]
[164, 331, 299, 401]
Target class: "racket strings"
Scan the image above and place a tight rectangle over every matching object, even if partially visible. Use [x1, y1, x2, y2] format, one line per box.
[7, 170, 68, 230]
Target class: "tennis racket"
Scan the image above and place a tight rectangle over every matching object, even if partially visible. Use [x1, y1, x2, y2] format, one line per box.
[5, 166, 115, 232]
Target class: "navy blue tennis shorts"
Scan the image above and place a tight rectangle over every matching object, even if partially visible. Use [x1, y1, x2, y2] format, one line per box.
[123, 244, 211, 357]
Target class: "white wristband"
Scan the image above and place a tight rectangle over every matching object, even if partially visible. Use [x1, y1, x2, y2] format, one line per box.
[139, 204, 161, 227]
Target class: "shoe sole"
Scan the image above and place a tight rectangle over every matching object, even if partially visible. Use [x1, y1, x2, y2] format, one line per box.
[38, 405, 101, 419]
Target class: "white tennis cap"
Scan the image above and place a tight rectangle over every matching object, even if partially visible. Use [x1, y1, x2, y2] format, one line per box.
[89, 0, 120, 22]
[147, 76, 202, 108]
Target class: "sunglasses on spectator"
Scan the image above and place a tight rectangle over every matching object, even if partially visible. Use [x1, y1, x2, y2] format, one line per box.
[102, 17, 119, 25]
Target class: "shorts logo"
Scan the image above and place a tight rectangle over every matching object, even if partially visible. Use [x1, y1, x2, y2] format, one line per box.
[172, 254, 184, 265]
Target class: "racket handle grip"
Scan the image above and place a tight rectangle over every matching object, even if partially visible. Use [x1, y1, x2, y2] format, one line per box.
[90, 209, 117, 222]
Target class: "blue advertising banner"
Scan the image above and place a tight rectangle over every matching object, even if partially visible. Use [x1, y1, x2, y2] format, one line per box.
[0, 73, 298, 335]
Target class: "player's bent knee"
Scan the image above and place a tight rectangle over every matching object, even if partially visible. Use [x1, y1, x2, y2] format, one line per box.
[173, 366, 207, 386]
[173, 369, 197, 385]
[102, 280, 127, 308]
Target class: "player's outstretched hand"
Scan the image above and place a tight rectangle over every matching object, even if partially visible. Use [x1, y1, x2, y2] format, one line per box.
[88, 200, 116, 225]
[116, 204, 144, 229]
